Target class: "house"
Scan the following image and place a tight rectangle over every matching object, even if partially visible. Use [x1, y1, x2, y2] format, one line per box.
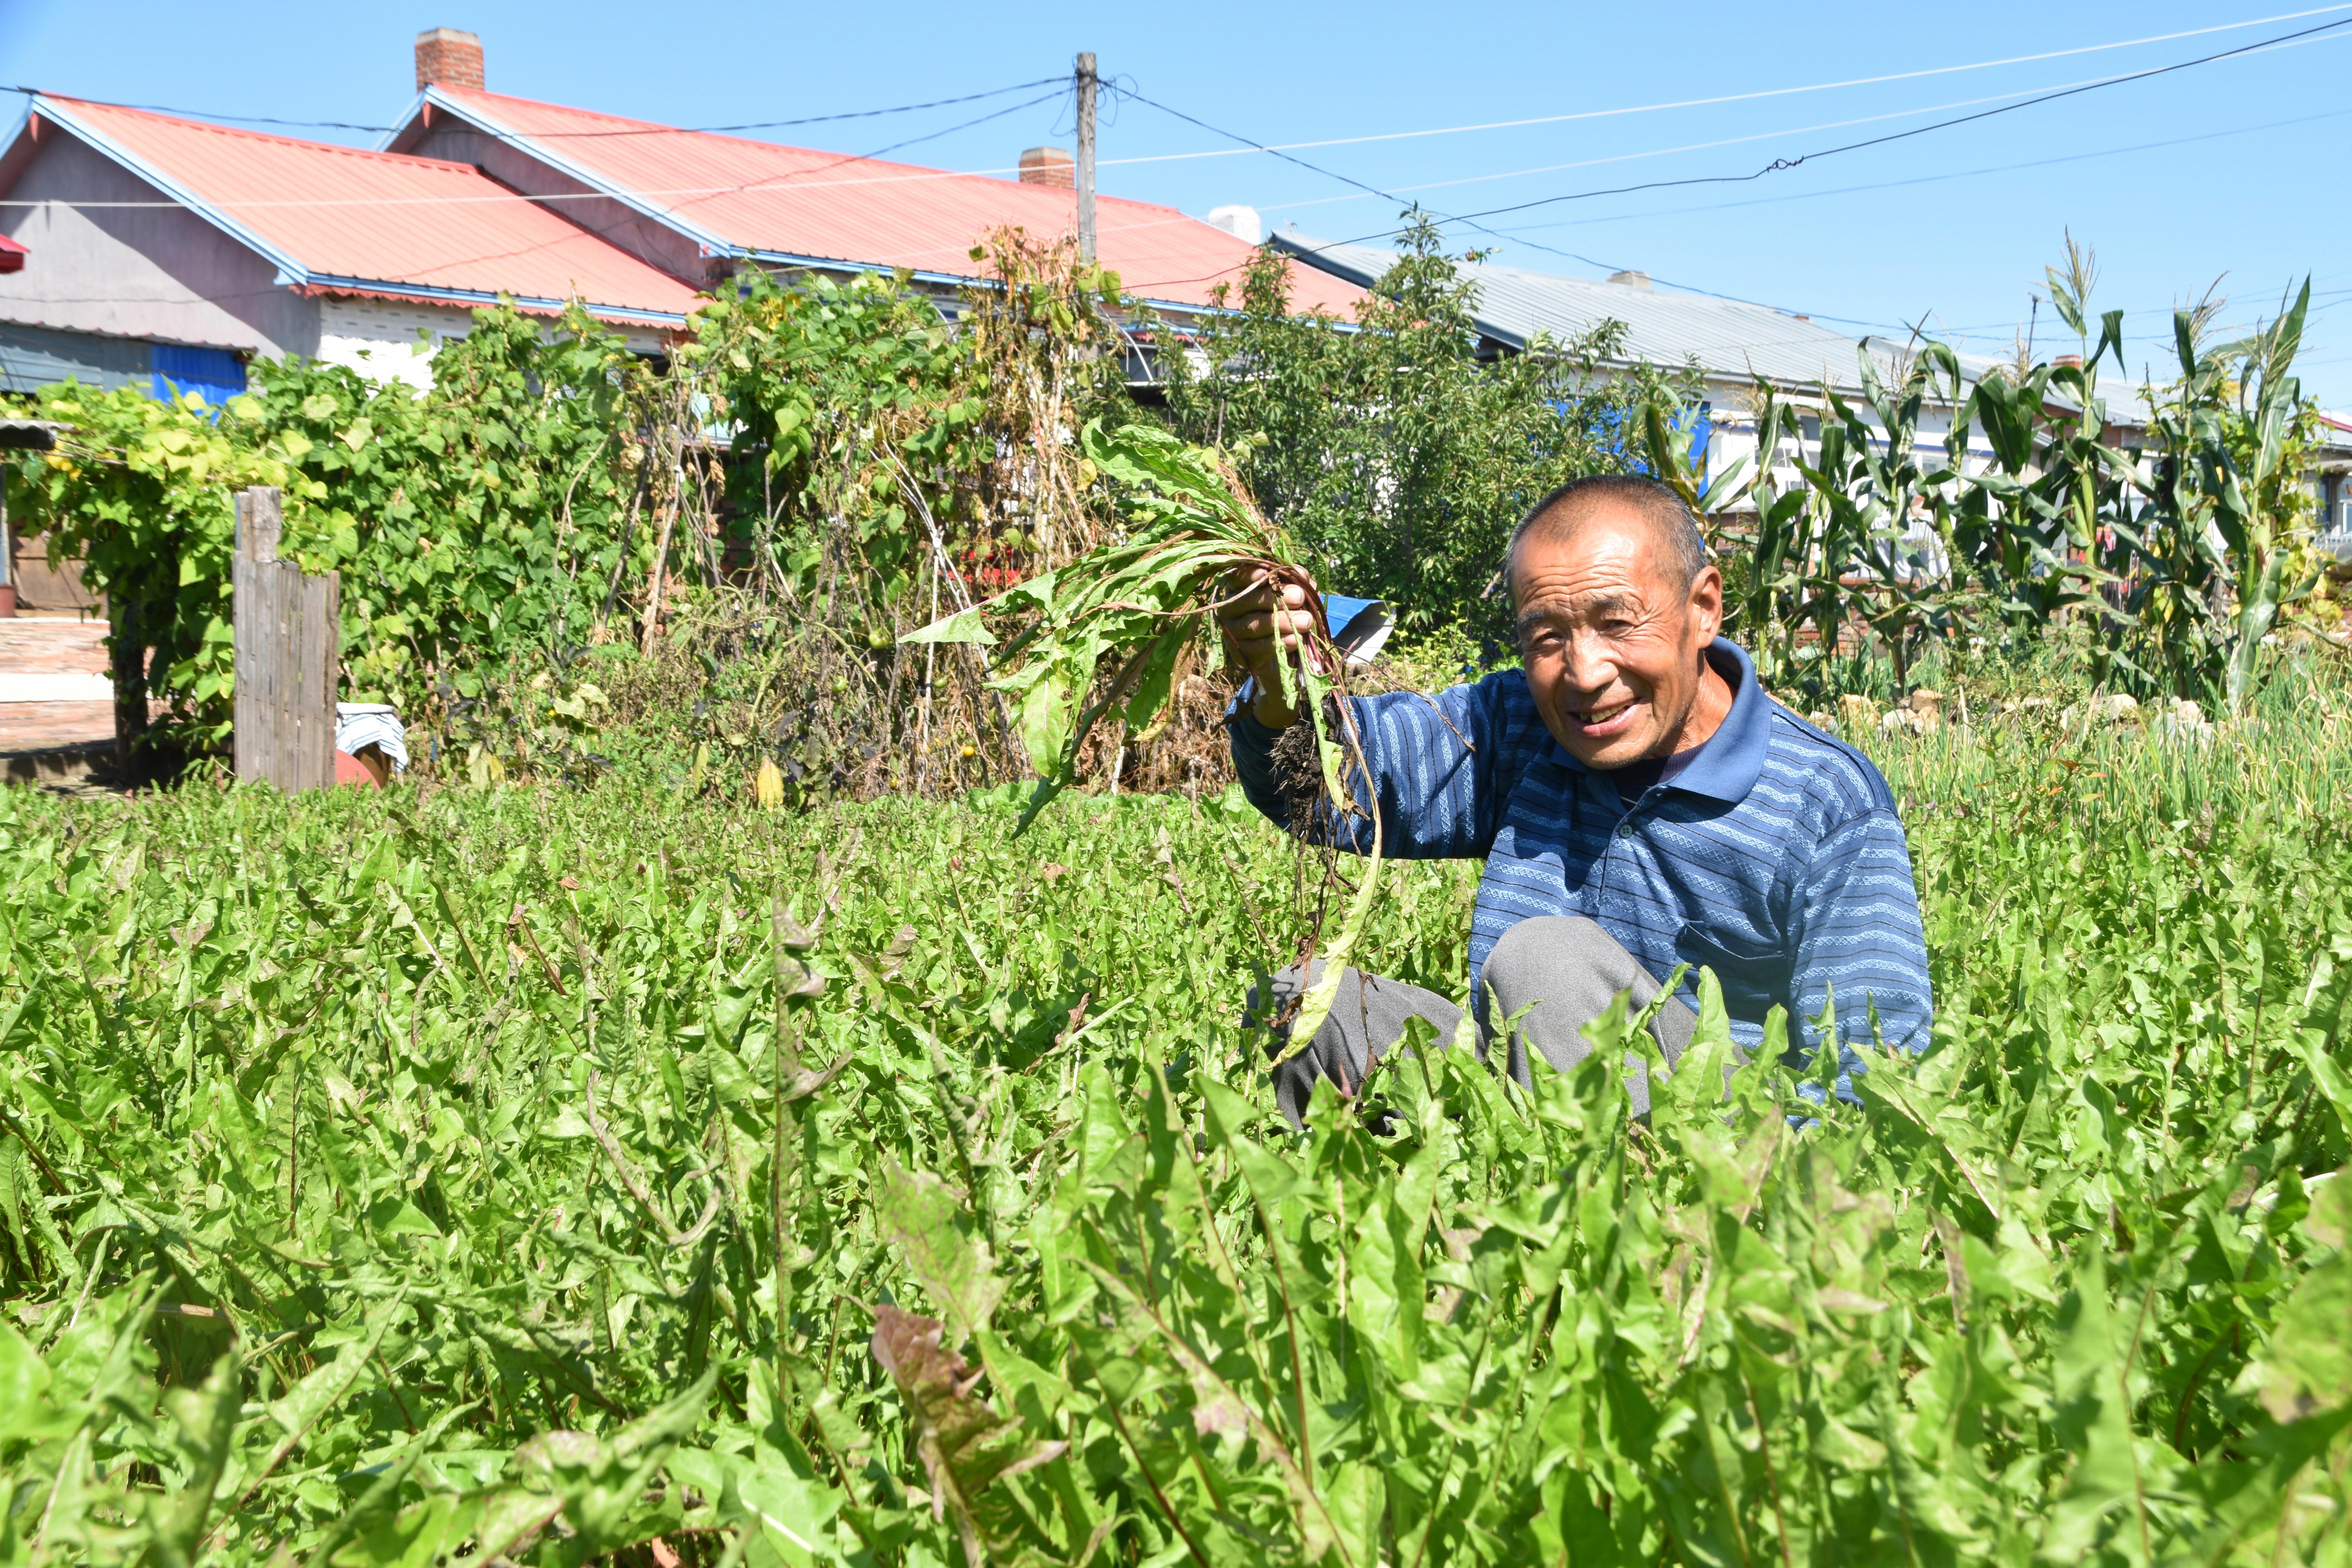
[1279, 228, 2352, 532]
[375, 32, 1362, 328]
[2316, 413, 2352, 540]
[0, 28, 1361, 403]
[0, 87, 702, 398]
[1274, 227, 2001, 491]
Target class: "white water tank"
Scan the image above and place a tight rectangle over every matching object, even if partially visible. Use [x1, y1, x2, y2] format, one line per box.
[1207, 205, 1264, 245]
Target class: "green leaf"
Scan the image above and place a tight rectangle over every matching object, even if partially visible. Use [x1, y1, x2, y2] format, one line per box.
[898, 605, 998, 646]
[2260, 1170, 2352, 1421]
[2040, 1247, 2148, 1558]
[869, 1303, 1065, 1566]
[877, 1157, 1005, 1345]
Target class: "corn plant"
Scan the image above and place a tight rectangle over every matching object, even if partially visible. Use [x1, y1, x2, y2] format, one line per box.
[1724, 248, 2321, 710]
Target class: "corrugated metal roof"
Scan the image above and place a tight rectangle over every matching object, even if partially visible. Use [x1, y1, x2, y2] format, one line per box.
[1276, 229, 1949, 398]
[409, 86, 1365, 318]
[23, 96, 703, 327]
[0, 415, 60, 449]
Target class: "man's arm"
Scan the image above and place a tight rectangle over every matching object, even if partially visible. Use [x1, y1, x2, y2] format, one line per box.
[1229, 679, 1519, 860]
[1784, 809, 1935, 1099]
[1214, 565, 1531, 859]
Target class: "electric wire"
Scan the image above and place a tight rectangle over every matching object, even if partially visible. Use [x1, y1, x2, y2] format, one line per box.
[494, 78, 1069, 138]
[15, 6, 2348, 181]
[1096, 4, 2352, 167]
[1, 76, 1066, 140]
[1228, 38, 2352, 223]
[1489, 103, 2352, 246]
[637, 86, 1068, 213]
[1281, 14, 2352, 254]
[0, 87, 1071, 211]
[1121, 25, 2348, 342]
[7, 26, 2346, 383]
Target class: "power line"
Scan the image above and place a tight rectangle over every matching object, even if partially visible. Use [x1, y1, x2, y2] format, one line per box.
[1113, 87, 1627, 293]
[1479, 103, 2352, 250]
[652, 86, 1067, 212]
[1119, 22, 2348, 317]
[1230, 42, 2350, 222]
[1096, 4, 2352, 167]
[505, 78, 1068, 138]
[1, 87, 1071, 211]
[3, 76, 1065, 142]
[1292, 13, 2352, 252]
[1131, 31, 2352, 344]
[3, 87, 397, 134]
[1113, 88, 1412, 209]
[20, 6, 2340, 178]
[1447, 101, 2352, 327]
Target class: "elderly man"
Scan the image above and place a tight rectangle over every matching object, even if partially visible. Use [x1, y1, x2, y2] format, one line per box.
[1221, 474, 1933, 1126]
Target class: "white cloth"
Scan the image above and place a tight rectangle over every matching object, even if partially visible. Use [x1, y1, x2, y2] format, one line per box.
[334, 703, 408, 772]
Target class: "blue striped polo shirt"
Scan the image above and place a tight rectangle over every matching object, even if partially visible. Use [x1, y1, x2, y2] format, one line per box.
[1230, 639, 1933, 1092]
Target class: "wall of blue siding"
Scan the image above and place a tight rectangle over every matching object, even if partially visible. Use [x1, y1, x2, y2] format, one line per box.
[0, 323, 247, 403]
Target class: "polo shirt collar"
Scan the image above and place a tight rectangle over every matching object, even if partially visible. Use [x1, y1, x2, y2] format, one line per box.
[1557, 637, 1770, 806]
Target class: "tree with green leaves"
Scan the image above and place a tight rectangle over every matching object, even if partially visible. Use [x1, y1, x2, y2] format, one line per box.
[1159, 216, 1682, 648]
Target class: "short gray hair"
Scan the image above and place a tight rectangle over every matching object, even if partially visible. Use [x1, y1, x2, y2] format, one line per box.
[1505, 474, 1711, 595]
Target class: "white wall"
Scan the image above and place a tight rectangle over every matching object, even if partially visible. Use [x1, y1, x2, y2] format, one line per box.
[313, 295, 667, 389]
[1691, 374, 2000, 508]
[314, 298, 467, 389]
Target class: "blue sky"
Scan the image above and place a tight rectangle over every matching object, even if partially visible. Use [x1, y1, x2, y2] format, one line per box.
[5, 0, 2350, 405]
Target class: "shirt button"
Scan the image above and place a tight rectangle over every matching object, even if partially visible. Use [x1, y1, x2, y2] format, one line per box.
[1615, 820, 1634, 838]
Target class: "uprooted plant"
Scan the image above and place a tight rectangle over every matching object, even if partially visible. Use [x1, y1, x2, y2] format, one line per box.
[904, 418, 1384, 1046]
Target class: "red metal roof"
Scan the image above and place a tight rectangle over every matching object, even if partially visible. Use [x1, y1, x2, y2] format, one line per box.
[31, 96, 702, 326]
[0, 232, 24, 273]
[419, 86, 1365, 317]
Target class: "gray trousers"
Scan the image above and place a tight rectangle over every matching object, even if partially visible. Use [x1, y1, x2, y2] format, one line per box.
[1249, 915, 1706, 1126]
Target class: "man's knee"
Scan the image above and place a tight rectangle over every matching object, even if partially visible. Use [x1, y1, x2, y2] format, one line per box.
[1484, 915, 1610, 1015]
[1246, 961, 1324, 1026]
[1246, 962, 1366, 1127]
[1244, 963, 1462, 1128]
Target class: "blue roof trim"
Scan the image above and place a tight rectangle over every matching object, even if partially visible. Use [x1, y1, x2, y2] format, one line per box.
[371, 92, 432, 154]
[303, 274, 689, 327]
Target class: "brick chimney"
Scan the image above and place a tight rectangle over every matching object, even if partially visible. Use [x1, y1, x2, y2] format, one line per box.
[1019, 147, 1074, 189]
[415, 28, 485, 91]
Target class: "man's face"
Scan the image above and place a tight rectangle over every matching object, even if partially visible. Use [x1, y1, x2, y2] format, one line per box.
[1512, 506, 1723, 769]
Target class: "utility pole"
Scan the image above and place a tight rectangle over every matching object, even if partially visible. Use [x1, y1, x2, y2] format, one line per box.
[1076, 52, 1097, 265]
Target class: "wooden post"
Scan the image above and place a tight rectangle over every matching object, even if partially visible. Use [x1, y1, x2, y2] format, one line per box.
[233, 486, 339, 791]
[1075, 52, 1097, 265]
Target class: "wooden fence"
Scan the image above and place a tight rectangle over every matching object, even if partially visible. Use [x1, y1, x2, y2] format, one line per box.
[232, 487, 339, 791]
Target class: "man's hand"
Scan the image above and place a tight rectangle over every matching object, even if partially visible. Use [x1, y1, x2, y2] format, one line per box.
[1216, 564, 1318, 729]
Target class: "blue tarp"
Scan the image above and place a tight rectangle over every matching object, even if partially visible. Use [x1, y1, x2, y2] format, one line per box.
[150, 343, 246, 406]
[1321, 593, 1392, 664]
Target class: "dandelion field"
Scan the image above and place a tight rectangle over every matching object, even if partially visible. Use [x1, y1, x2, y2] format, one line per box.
[3, 697, 2352, 1566]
